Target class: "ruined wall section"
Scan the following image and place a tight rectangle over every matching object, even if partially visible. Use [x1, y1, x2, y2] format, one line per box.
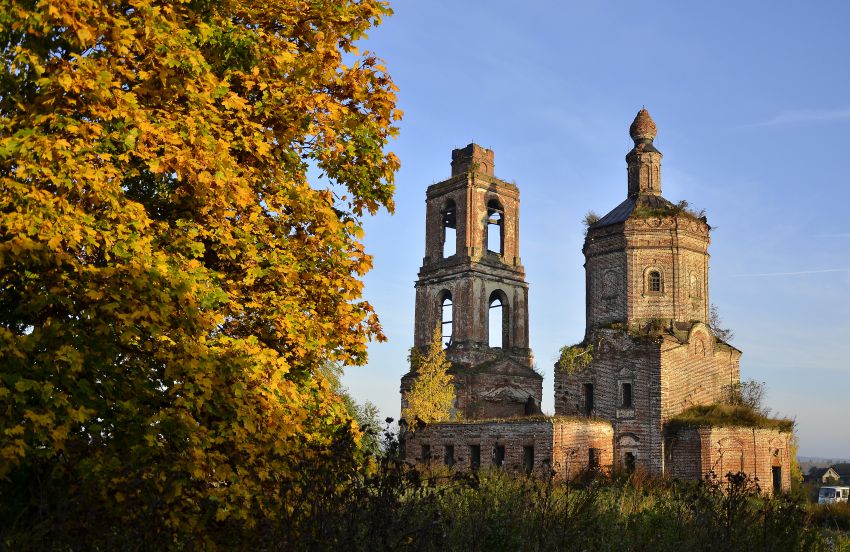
[584, 225, 628, 332]
[403, 418, 613, 480]
[554, 330, 664, 473]
[665, 426, 792, 495]
[660, 326, 741, 420]
[404, 420, 555, 474]
[552, 419, 614, 479]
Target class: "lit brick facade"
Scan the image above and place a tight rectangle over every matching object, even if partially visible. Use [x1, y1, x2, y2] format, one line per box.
[403, 418, 614, 480]
[665, 426, 792, 495]
[400, 144, 542, 420]
[401, 112, 791, 492]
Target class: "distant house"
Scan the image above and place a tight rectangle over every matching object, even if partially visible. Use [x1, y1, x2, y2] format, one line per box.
[806, 465, 849, 485]
[832, 463, 850, 484]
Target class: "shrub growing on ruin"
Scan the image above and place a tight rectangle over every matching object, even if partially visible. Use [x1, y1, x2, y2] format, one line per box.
[402, 329, 456, 424]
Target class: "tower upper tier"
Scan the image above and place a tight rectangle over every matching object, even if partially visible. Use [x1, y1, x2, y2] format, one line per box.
[584, 110, 712, 333]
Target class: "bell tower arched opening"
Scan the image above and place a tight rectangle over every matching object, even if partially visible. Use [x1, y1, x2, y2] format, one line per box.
[488, 289, 510, 348]
[442, 199, 457, 258]
[486, 199, 504, 255]
[439, 291, 453, 347]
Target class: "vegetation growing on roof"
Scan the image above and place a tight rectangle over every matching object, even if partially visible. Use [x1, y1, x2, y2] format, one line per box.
[666, 404, 794, 433]
[709, 303, 735, 342]
[582, 210, 600, 234]
[556, 337, 598, 374]
[631, 199, 707, 221]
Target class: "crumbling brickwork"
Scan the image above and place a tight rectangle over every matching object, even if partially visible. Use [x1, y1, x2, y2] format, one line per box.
[665, 426, 792, 495]
[402, 111, 792, 491]
[403, 418, 613, 479]
[555, 109, 778, 479]
[401, 144, 542, 420]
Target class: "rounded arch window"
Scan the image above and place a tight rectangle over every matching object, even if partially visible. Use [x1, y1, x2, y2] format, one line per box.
[486, 199, 504, 255]
[647, 269, 662, 293]
[488, 289, 509, 348]
[442, 199, 457, 258]
[439, 291, 453, 346]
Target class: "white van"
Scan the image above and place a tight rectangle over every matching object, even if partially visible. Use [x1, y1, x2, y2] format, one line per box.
[818, 486, 850, 504]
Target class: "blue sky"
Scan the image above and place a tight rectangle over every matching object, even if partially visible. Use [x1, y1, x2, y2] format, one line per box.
[340, 1, 850, 458]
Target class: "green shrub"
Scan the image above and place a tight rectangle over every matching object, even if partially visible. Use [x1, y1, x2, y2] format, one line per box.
[810, 502, 850, 531]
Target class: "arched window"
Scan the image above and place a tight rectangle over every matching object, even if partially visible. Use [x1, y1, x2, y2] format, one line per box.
[486, 199, 503, 255]
[440, 292, 453, 346]
[488, 290, 508, 348]
[648, 270, 662, 293]
[442, 200, 457, 258]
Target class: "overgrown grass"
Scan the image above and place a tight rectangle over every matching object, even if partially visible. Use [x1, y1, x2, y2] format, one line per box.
[667, 403, 795, 433]
[810, 502, 850, 532]
[5, 424, 845, 551]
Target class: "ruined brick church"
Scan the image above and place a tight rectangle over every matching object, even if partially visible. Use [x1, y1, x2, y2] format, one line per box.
[401, 109, 791, 493]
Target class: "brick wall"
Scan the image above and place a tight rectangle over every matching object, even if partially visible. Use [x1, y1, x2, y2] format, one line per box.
[666, 426, 792, 495]
[660, 326, 741, 420]
[403, 418, 613, 480]
[554, 329, 664, 473]
[552, 419, 614, 479]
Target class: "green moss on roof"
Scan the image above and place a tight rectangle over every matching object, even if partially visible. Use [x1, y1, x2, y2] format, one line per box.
[666, 404, 793, 434]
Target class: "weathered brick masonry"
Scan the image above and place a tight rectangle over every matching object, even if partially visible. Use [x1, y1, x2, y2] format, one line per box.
[665, 426, 791, 495]
[403, 418, 613, 479]
[401, 110, 791, 492]
[400, 144, 541, 420]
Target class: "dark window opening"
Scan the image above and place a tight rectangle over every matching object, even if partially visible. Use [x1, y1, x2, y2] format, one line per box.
[584, 383, 594, 416]
[494, 445, 505, 468]
[523, 446, 534, 474]
[589, 448, 601, 470]
[444, 445, 455, 468]
[624, 452, 636, 473]
[486, 199, 503, 255]
[440, 293, 453, 347]
[421, 444, 431, 465]
[648, 270, 661, 293]
[772, 466, 782, 495]
[442, 200, 457, 258]
[621, 383, 633, 409]
[470, 445, 481, 470]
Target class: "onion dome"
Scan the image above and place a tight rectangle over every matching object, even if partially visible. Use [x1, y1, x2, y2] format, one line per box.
[629, 108, 657, 143]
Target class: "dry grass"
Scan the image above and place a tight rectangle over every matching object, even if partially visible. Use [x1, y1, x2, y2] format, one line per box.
[667, 403, 794, 433]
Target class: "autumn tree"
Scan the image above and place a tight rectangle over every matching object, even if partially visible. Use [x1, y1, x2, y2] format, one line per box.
[0, 0, 399, 546]
[402, 329, 456, 424]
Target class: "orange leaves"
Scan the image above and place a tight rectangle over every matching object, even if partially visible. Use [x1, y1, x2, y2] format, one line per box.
[1, 0, 399, 542]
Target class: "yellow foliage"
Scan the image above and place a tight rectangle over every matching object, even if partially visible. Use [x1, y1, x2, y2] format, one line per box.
[402, 329, 457, 424]
[0, 0, 399, 545]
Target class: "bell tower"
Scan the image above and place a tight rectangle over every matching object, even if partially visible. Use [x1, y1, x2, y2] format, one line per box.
[402, 144, 542, 420]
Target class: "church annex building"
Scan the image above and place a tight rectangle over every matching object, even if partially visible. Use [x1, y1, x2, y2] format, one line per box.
[399, 109, 792, 494]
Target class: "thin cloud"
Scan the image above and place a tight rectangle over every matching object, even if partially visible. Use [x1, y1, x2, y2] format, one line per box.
[750, 108, 850, 127]
[815, 233, 850, 238]
[732, 268, 850, 277]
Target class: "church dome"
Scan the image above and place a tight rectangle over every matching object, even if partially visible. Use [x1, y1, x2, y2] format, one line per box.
[629, 108, 657, 142]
